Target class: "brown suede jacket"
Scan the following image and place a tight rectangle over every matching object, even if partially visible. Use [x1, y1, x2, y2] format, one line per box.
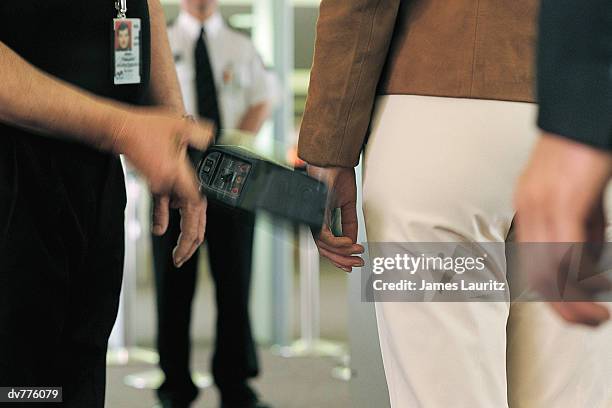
[298, 0, 538, 167]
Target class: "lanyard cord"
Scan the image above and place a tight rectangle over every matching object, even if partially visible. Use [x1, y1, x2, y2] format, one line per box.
[115, 0, 127, 18]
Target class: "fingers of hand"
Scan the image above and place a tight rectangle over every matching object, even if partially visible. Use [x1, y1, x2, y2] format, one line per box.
[152, 195, 170, 235]
[551, 302, 610, 327]
[317, 237, 363, 257]
[318, 246, 363, 272]
[318, 226, 364, 253]
[573, 249, 612, 293]
[528, 249, 611, 326]
[173, 201, 204, 268]
[315, 227, 364, 272]
[337, 197, 357, 238]
[175, 158, 202, 204]
[171, 159, 205, 267]
[198, 197, 207, 245]
[332, 261, 353, 273]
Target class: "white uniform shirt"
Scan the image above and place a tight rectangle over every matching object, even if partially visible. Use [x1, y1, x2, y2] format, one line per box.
[168, 11, 271, 129]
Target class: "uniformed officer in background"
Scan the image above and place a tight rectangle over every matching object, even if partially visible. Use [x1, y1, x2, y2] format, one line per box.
[152, 1, 274, 407]
[0, 0, 212, 407]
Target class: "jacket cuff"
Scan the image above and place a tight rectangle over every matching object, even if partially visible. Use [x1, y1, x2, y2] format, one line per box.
[537, 70, 612, 150]
[297, 128, 361, 168]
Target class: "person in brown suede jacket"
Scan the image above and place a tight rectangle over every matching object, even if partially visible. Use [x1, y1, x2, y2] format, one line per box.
[298, 1, 612, 407]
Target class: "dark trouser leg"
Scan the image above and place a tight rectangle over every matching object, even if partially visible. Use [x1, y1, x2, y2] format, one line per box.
[152, 209, 199, 404]
[0, 153, 125, 408]
[0, 193, 73, 407]
[206, 203, 258, 405]
[56, 194, 125, 408]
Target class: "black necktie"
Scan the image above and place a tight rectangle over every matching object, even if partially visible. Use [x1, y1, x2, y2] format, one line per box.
[195, 27, 221, 137]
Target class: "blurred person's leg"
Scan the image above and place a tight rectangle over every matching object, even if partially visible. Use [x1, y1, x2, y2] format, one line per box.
[507, 204, 612, 408]
[362, 95, 535, 407]
[153, 209, 200, 406]
[508, 301, 612, 407]
[0, 140, 125, 407]
[206, 203, 259, 407]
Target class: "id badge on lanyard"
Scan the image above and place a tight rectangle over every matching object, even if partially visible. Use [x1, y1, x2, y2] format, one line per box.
[113, 0, 141, 85]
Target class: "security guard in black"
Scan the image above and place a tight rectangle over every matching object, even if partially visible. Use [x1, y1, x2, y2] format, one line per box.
[0, 1, 150, 406]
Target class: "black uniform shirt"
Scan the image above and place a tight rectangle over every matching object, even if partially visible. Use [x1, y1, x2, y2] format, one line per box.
[0, 0, 151, 262]
[0, 0, 151, 107]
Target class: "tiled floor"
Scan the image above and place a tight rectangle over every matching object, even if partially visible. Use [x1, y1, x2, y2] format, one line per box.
[106, 346, 350, 408]
[106, 256, 351, 408]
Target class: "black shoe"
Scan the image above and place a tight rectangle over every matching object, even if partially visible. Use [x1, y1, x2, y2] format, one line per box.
[155, 378, 198, 408]
[219, 381, 271, 408]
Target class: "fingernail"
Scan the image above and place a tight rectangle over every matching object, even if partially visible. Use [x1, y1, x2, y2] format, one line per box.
[174, 258, 184, 268]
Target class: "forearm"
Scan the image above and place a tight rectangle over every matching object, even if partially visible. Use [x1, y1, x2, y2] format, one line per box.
[237, 101, 270, 134]
[0, 41, 126, 151]
[147, 0, 185, 113]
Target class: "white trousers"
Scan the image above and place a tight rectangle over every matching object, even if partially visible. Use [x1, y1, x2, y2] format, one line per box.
[362, 95, 612, 408]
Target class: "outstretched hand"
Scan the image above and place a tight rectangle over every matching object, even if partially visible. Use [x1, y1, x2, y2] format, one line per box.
[514, 133, 612, 326]
[114, 109, 214, 267]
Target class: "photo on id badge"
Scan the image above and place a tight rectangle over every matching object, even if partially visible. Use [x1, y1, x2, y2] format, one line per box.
[113, 18, 141, 85]
[115, 20, 132, 51]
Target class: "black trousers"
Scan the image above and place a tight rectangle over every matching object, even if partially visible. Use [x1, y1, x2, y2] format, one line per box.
[0, 138, 126, 407]
[152, 203, 258, 405]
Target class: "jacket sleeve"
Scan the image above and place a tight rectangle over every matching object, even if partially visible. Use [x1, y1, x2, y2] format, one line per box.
[297, 0, 400, 167]
[537, 0, 612, 149]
